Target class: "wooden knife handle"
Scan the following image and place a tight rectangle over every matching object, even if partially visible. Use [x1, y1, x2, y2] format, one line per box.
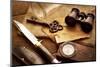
[36, 42, 60, 63]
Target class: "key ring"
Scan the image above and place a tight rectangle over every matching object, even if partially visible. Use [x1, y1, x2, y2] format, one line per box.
[49, 20, 63, 33]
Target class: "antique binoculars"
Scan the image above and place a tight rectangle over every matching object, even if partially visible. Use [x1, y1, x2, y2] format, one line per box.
[65, 8, 95, 33]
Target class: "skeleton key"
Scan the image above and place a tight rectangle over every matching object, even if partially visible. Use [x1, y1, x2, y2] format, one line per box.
[26, 17, 63, 33]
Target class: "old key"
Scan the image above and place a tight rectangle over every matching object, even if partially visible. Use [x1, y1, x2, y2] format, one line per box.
[26, 17, 63, 33]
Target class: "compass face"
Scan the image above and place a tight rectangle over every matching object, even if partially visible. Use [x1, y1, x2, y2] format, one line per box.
[62, 44, 75, 56]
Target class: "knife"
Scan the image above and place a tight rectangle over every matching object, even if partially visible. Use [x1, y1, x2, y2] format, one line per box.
[13, 20, 60, 63]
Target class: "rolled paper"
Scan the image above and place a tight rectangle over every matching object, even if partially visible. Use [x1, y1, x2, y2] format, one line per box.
[13, 47, 45, 64]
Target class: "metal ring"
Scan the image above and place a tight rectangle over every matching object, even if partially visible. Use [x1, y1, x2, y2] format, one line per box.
[59, 42, 76, 58]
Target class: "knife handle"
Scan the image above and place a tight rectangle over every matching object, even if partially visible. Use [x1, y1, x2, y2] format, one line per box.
[36, 41, 60, 63]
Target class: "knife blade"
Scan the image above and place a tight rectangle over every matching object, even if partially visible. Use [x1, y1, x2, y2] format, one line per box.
[13, 20, 60, 63]
[14, 20, 38, 45]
